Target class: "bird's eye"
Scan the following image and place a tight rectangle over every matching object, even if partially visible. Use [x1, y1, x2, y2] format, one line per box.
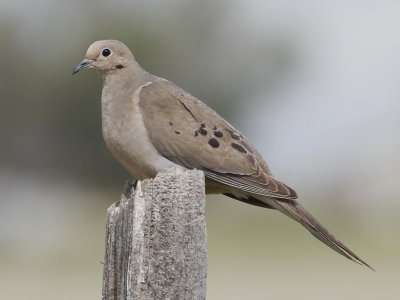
[101, 48, 112, 57]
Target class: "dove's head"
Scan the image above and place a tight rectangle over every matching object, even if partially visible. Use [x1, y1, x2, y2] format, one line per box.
[73, 40, 135, 75]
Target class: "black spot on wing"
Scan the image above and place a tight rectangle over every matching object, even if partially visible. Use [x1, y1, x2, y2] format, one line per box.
[231, 133, 240, 140]
[208, 138, 220, 148]
[199, 128, 207, 136]
[226, 129, 241, 140]
[214, 130, 223, 138]
[231, 142, 247, 154]
[198, 123, 208, 136]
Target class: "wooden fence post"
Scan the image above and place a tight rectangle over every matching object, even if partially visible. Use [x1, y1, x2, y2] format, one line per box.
[102, 167, 207, 300]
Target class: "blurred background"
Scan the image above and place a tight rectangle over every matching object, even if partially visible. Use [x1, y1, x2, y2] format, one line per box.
[1, 0, 399, 299]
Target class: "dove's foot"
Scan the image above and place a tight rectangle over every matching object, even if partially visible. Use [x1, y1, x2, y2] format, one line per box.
[123, 179, 137, 198]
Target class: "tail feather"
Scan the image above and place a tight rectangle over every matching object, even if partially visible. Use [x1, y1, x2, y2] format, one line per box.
[269, 198, 374, 270]
[223, 192, 373, 269]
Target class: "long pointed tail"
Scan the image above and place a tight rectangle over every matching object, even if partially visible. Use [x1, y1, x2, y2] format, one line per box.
[264, 197, 373, 270]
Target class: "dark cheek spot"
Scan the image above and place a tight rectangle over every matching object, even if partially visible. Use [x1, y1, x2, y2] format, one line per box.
[208, 138, 220, 148]
[231, 142, 247, 153]
[169, 122, 173, 126]
[116, 64, 124, 69]
[175, 130, 180, 134]
[194, 131, 199, 137]
[214, 130, 223, 138]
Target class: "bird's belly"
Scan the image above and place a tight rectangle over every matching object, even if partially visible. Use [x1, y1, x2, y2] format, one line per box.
[104, 129, 179, 179]
[102, 115, 179, 180]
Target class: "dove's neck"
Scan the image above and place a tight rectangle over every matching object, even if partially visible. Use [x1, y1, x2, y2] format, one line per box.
[101, 62, 149, 141]
[101, 62, 150, 123]
[102, 62, 149, 95]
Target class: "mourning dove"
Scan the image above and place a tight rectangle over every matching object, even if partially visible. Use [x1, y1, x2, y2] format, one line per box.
[73, 40, 372, 269]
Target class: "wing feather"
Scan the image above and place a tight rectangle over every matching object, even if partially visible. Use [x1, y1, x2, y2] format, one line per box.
[139, 77, 297, 200]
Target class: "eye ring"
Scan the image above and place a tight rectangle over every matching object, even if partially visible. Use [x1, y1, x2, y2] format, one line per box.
[101, 48, 112, 57]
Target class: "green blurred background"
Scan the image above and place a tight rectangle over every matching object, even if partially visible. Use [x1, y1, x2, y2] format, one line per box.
[1, 1, 399, 299]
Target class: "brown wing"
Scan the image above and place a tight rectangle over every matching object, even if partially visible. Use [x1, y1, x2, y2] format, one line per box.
[139, 77, 297, 200]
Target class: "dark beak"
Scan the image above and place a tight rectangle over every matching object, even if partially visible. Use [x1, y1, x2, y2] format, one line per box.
[72, 58, 94, 75]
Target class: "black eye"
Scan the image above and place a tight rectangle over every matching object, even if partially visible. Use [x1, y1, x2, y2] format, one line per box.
[101, 48, 111, 57]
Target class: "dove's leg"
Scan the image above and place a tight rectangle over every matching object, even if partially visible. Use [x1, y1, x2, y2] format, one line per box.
[123, 179, 138, 198]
